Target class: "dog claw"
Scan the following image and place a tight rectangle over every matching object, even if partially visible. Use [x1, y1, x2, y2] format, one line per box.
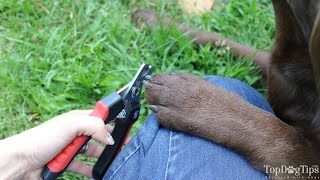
[149, 105, 158, 113]
[146, 75, 153, 80]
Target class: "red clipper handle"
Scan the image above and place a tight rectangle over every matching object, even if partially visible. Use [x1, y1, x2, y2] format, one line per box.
[47, 101, 109, 172]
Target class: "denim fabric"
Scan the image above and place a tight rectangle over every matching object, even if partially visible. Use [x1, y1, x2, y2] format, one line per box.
[103, 75, 273, 180]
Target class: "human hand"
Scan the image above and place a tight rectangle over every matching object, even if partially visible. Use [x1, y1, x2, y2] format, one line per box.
[0, 110, 115, 179]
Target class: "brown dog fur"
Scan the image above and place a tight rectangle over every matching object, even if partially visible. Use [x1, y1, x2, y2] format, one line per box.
[132, 0, 320, 178]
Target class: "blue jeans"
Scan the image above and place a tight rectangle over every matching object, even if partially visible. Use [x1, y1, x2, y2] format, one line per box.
[103, 76, 273, 180]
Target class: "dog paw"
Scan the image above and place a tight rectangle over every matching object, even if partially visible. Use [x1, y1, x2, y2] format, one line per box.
[145, 72, 286, 155]
[145, 73, 220, 134]
[131, 9, 171, 30]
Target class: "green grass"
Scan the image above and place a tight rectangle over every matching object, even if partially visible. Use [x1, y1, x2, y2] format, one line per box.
[0, 0, 274, 179]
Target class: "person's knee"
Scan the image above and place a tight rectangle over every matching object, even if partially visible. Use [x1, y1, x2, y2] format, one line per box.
[203, 75, 273, 113]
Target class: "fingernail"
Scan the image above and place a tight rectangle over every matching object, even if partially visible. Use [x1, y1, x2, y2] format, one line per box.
[143, 80, 149, 85]
[106, 133, 115, 145]
[149, 105, 158, 113]
[146, 75, 152, 80]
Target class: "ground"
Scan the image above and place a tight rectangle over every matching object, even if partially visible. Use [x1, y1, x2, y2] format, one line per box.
[0, 0, 274, 179]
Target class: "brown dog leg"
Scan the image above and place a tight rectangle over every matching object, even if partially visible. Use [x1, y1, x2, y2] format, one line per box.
[145, 73, 319, 178]
[132, 9, 270, 72]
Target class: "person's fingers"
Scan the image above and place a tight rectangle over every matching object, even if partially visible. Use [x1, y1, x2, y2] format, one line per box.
[72, 116, 114, 145]
[106, 124, 114, 134]
[67, 159, 93, 178]
[68, 110, 93, 116]
[83, 142, 104, 158]
[69, 110, 114, 134]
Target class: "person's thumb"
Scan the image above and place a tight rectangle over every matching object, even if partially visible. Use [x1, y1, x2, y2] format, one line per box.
[71, 116, 115, 145]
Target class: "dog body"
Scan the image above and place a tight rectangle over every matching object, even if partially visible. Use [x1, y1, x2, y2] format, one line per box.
[269, 0, 320, 156]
